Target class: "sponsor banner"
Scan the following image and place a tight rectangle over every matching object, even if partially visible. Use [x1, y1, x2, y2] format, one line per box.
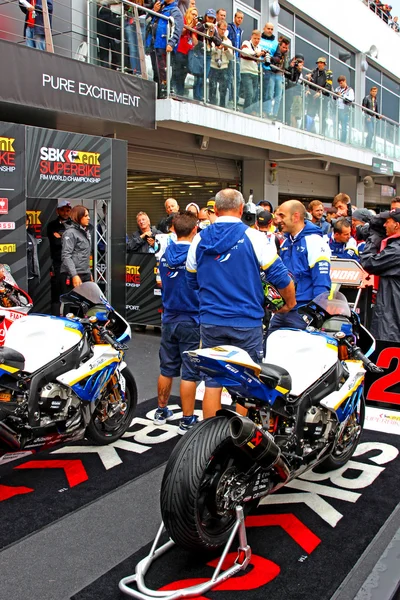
[26, 127, 112, 200]
[126, 254, 162, 325]
[365, 406, 400, 436]
[364, 340, 400, 408]
[0, 39, 156, 129]
[0, 122, 26, 289]
[330, 257, 368, 287]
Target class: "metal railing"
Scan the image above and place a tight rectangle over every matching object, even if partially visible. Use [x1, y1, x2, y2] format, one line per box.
[364, 1, 399, 30]
[1, 0, 400, 159]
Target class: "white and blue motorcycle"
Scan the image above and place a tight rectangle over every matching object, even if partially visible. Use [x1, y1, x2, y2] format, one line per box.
[161, 291, 382, 552]
[0, 282, 137, 462]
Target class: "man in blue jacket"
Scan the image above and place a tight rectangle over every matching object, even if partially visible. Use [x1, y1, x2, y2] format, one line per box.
[146, 0, 184, 98]
[186, 188, 296, 418]
[155, 212, 200, 435]
[269, 200, 331, 335]
[19, 0, 53, 50]
[258, 22, 279, 116]
[227, 10, 244, 105]
[328, 217, 359, 260]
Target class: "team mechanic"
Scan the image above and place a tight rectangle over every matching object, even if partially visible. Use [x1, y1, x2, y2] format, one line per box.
[186, 188, 296, 419]
[268, 200, 331, 335]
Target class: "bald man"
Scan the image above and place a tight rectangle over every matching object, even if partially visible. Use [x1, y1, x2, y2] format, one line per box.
[269, 200, 331, 335]
[157, 198, 180, 233]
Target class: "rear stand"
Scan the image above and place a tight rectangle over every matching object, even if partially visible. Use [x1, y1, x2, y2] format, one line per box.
[119, 505, 252, 599]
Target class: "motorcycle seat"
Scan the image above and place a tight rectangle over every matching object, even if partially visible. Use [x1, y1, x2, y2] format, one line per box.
[0, 346, 25, 371]
[259, 363, 292, 392]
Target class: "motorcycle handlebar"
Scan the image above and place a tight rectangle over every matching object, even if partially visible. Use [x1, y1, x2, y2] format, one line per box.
[349, 344, 384, 373]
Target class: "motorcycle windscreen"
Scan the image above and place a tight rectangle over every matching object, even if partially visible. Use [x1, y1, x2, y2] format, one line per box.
[60, 282, 111, 309]
[312, 290, 351, 317]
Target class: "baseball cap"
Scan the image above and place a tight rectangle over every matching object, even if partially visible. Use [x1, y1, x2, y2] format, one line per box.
[378, 208, 400, 223]
[316, 57, 327, 64]
[352, 208, 372, 223]
[206, 199, 215, 212]
[294, 53, 304, 61]
[257, 210, 273, 226]
[58, 199, 71, 208]
[257, 200, 274, 211]
[185, 202, 200, 213]
[205, 8, 217, 18]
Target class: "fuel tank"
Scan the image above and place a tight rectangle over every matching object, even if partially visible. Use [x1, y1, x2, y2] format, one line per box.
[4, 315, 83, 373]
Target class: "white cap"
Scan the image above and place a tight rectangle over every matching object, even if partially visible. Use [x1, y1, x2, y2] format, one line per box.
[58, 199, 71, 208]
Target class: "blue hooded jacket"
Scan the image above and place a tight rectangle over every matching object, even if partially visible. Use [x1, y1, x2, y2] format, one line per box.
[186, 218, 291, 327]
[280, 220, 331, 305]
[159, 241, 199, 323]
[146, 0, 184, 51]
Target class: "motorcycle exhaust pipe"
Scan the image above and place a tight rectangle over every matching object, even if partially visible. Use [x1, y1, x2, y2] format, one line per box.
[229, 415, 289, 482]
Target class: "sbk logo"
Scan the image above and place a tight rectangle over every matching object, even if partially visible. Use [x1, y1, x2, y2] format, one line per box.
[40, 147, 78, 163]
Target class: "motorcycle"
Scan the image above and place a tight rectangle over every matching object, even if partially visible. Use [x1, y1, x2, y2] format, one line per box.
[0, 282, 137, 462]
[160, 291, 382, 551]
[0, 264, 32, 345]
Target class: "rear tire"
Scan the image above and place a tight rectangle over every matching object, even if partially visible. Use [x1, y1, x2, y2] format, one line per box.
[161, 416, 254, 552]
[318, 393, 365, 472]
[85, 367, 137, 445]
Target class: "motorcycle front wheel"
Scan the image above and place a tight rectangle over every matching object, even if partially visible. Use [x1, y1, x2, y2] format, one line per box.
[85, 367, 137, 445]
[319, 393, 365, 472]
[161, 416, 255, 552]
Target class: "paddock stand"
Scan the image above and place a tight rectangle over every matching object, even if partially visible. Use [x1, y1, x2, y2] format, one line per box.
[119, 506, 252, 599]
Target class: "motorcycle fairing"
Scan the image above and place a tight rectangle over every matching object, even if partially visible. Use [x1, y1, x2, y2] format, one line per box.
[187, 346, 287, 406]
[319, 361, 365, 422]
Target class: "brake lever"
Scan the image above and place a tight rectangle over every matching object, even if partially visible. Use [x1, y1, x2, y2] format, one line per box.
[367, 363, 384, 374]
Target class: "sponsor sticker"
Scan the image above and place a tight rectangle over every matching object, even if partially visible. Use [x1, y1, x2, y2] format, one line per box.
[0, 222, 15, 230]
[0, 198, 9, 214]
[0, 244, 16, 253]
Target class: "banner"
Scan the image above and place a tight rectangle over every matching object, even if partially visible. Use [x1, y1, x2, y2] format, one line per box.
[26, 128, 112, 200]
[364, 340, 400, 409]
[126, 254, 162, 325]
[0, 123, 27, 288]
[0, 39, 156, 129]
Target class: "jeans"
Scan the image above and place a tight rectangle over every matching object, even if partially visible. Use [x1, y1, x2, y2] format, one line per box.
[150, 48, 167, 97]
[338, 109, 349, 143]
[125, 15, 146, 74]
[228, 57, 241, 103]
[262, 69, 273, 114]
[265, 72, 284, 117]
[25, 26, 36, 48]
[193, 54, 211, 101]
[34, 34, 45, 51]
[241, 73, 259, 114]
[365, 117, 375, 149]
[209, 68, 229, 107]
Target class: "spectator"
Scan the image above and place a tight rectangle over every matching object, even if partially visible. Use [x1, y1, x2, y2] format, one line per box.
[19, 0, 53, 51]
[47, 199, 72, 315]
[325, 206, 338, 226]
[334, 75, 355, 143]
[198, 208, 211, 229]
[206, 198, 217, 223]
[185, 202, 200, 216]
[209, 20, 233, 108]
[390, 15, 399, 30]
[391, 197, 400, 210]
[154, 212, 200, 434]
[332, 193, 351, 218]
[227, 11, 244, 105]
[258, 22, 279, 117]
[362, 86, 380, 149]
[186, 188, 295, 418]
[157, 198, 180, 233]
[171, 6, 198, 96]
[240, 30, 263, 115]
[216, 7, 226, 23]
[267, 36, 290, 119]
[308, 200, 330, 234]
[352, 208, 373, 251]
[26, 214, 40, 304]
[269, 200, 331, 335]
[328, 217, 359, 260]
[192, 8, 220, 102]
[360, 208, 400, 341]
[255, 210, 281, 252]
[146, 0, 184, 99]
[97, 0, 125, 70]
[306, 57, 332, 135]
[61, 206, 92, 290]
[128, 211, 161, 253]
[285, 53, 305, 127]
[125, 0, 147, 76]
[257, 200, 274, 213]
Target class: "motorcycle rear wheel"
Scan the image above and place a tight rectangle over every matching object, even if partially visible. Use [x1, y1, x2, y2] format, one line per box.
[318, 393, 365, 472]
[161, 416, 255, 552]
[85, 367, 137, 445]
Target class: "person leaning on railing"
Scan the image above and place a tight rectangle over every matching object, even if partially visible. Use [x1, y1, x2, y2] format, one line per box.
[190, 9, 221, 102]
[362, 85, 380, 149]
[145, 0, 184, 98]
[171, 5, 198, 96]
[209, 20, 233, 108]
[240, 30, 263, 115]
[284, 53, 305, 128]
[19, 0, 53, 51]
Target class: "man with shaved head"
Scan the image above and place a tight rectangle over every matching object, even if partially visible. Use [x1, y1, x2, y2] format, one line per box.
[158, 197, 180, 233]
[269, 199, 331, 334]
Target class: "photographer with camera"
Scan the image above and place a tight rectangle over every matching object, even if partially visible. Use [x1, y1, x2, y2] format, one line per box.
[191, 8, 221, 101]
[209, 20, 233, 108]
[128, 211, 162, 254]
[258, 22, 278, 117]
[284, 53, 304, 127]
[305, 57, 332, 135]
[334, 75, 355, 144]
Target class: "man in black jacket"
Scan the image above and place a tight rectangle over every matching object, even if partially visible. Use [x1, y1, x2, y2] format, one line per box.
[361, 209, 400, 342]
[128, 211, 162, 253]
[47, 199, 71, 315]
[362, 86, 380, 149]
[306, 57, 332, 135]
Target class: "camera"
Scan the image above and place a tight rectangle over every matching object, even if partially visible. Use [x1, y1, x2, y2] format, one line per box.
[294, 60, 300, 67]
[197, 15, 204, 22]
[263, 51, 271, 65]
[216, 57, 222, 68]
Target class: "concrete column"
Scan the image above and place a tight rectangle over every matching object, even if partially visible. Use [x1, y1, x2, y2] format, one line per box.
[242, 159, 279, 209]
[338, 174, 363, 206]
[356, 180, 365, 207]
